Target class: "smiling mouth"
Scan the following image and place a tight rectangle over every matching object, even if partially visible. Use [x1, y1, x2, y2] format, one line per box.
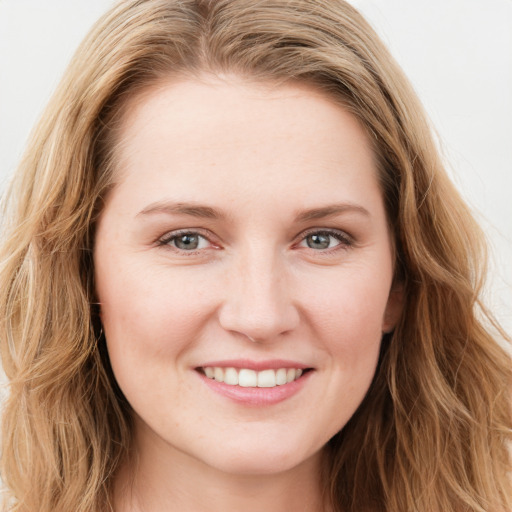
[198, 367, 312, 388]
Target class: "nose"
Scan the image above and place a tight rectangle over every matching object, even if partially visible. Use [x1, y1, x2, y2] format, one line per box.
[218, 246, 300, 343]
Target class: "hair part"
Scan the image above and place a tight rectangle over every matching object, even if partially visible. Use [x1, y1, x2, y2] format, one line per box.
[1, 1, 510, 511]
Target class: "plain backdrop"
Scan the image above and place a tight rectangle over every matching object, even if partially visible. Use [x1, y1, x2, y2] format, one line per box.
[0, 0, 511, 334]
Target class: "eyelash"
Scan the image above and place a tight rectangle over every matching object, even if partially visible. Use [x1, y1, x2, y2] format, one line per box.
[157, 229, 214, 254]
[157, 228, 354, 254]
[297, 228, 354, 253]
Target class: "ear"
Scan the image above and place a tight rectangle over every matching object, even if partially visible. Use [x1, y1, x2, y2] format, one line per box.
[382, 281, 404, 334]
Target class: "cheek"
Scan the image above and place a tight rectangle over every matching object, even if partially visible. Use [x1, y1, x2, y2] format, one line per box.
[304, 268, 391, 331]
[298, 265, 390, 367]
[95, 259, 216, 417]
[96, 256, 219, 358]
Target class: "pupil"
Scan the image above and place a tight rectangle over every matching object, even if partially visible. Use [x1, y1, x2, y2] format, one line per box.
[307, 233, 330, 249]
[176, 234, 199, 250]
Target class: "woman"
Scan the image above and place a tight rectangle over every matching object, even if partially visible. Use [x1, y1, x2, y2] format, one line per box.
[0, 1, 510, 511]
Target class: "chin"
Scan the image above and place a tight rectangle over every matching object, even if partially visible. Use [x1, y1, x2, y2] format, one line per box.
[196, 438, 324, 477]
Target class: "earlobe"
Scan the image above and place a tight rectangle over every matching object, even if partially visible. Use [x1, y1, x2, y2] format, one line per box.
[382, 282, 404, 333]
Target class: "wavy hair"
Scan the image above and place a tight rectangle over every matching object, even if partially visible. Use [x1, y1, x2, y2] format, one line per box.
[0, 1, 510, 511]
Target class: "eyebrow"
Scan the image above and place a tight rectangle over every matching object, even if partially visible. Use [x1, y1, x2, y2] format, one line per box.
[136, 201, 370, 221]
[294, 203, 371, 222]
[137, 201, 226, 220]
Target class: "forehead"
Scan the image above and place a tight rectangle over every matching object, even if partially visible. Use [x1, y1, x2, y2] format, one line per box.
[105, 76, 382, 217]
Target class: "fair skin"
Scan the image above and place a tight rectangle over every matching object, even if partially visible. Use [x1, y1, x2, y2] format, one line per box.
[94, 76, 402, 512]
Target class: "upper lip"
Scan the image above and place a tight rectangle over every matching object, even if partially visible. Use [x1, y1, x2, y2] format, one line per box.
[196, 359, 312, 371]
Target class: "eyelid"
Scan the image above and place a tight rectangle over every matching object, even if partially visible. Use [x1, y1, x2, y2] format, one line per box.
[295, 227, 354, 250]
[155, 226, 354, 254]
[157, 228, 219, 251]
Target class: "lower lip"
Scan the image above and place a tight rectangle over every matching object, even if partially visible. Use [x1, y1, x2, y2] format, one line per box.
[197, 370, 313, 406]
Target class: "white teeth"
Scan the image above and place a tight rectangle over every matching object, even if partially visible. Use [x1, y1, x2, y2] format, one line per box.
[224, 367, 238, 385]
[257, 369, 276, 388]
[238, 369, 257, 387]
[202, 366, 306, 388]
[214, 367, 224, 383]
[276, 368, 287, 385]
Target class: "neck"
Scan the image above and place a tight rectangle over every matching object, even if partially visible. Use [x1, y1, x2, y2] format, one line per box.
[113, 425, 331, 512]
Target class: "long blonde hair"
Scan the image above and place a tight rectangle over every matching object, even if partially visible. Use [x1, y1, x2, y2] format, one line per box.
[1, 1, 510, 511]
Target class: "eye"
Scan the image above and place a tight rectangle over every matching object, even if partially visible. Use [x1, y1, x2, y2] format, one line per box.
[159, 231, 211, 251]
[298, 230, 352, 251]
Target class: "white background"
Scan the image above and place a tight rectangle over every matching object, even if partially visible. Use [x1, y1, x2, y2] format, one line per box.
[0, 0, 511, 334]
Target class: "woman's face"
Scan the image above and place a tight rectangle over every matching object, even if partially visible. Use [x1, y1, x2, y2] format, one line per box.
[94, 77, 402, 476]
